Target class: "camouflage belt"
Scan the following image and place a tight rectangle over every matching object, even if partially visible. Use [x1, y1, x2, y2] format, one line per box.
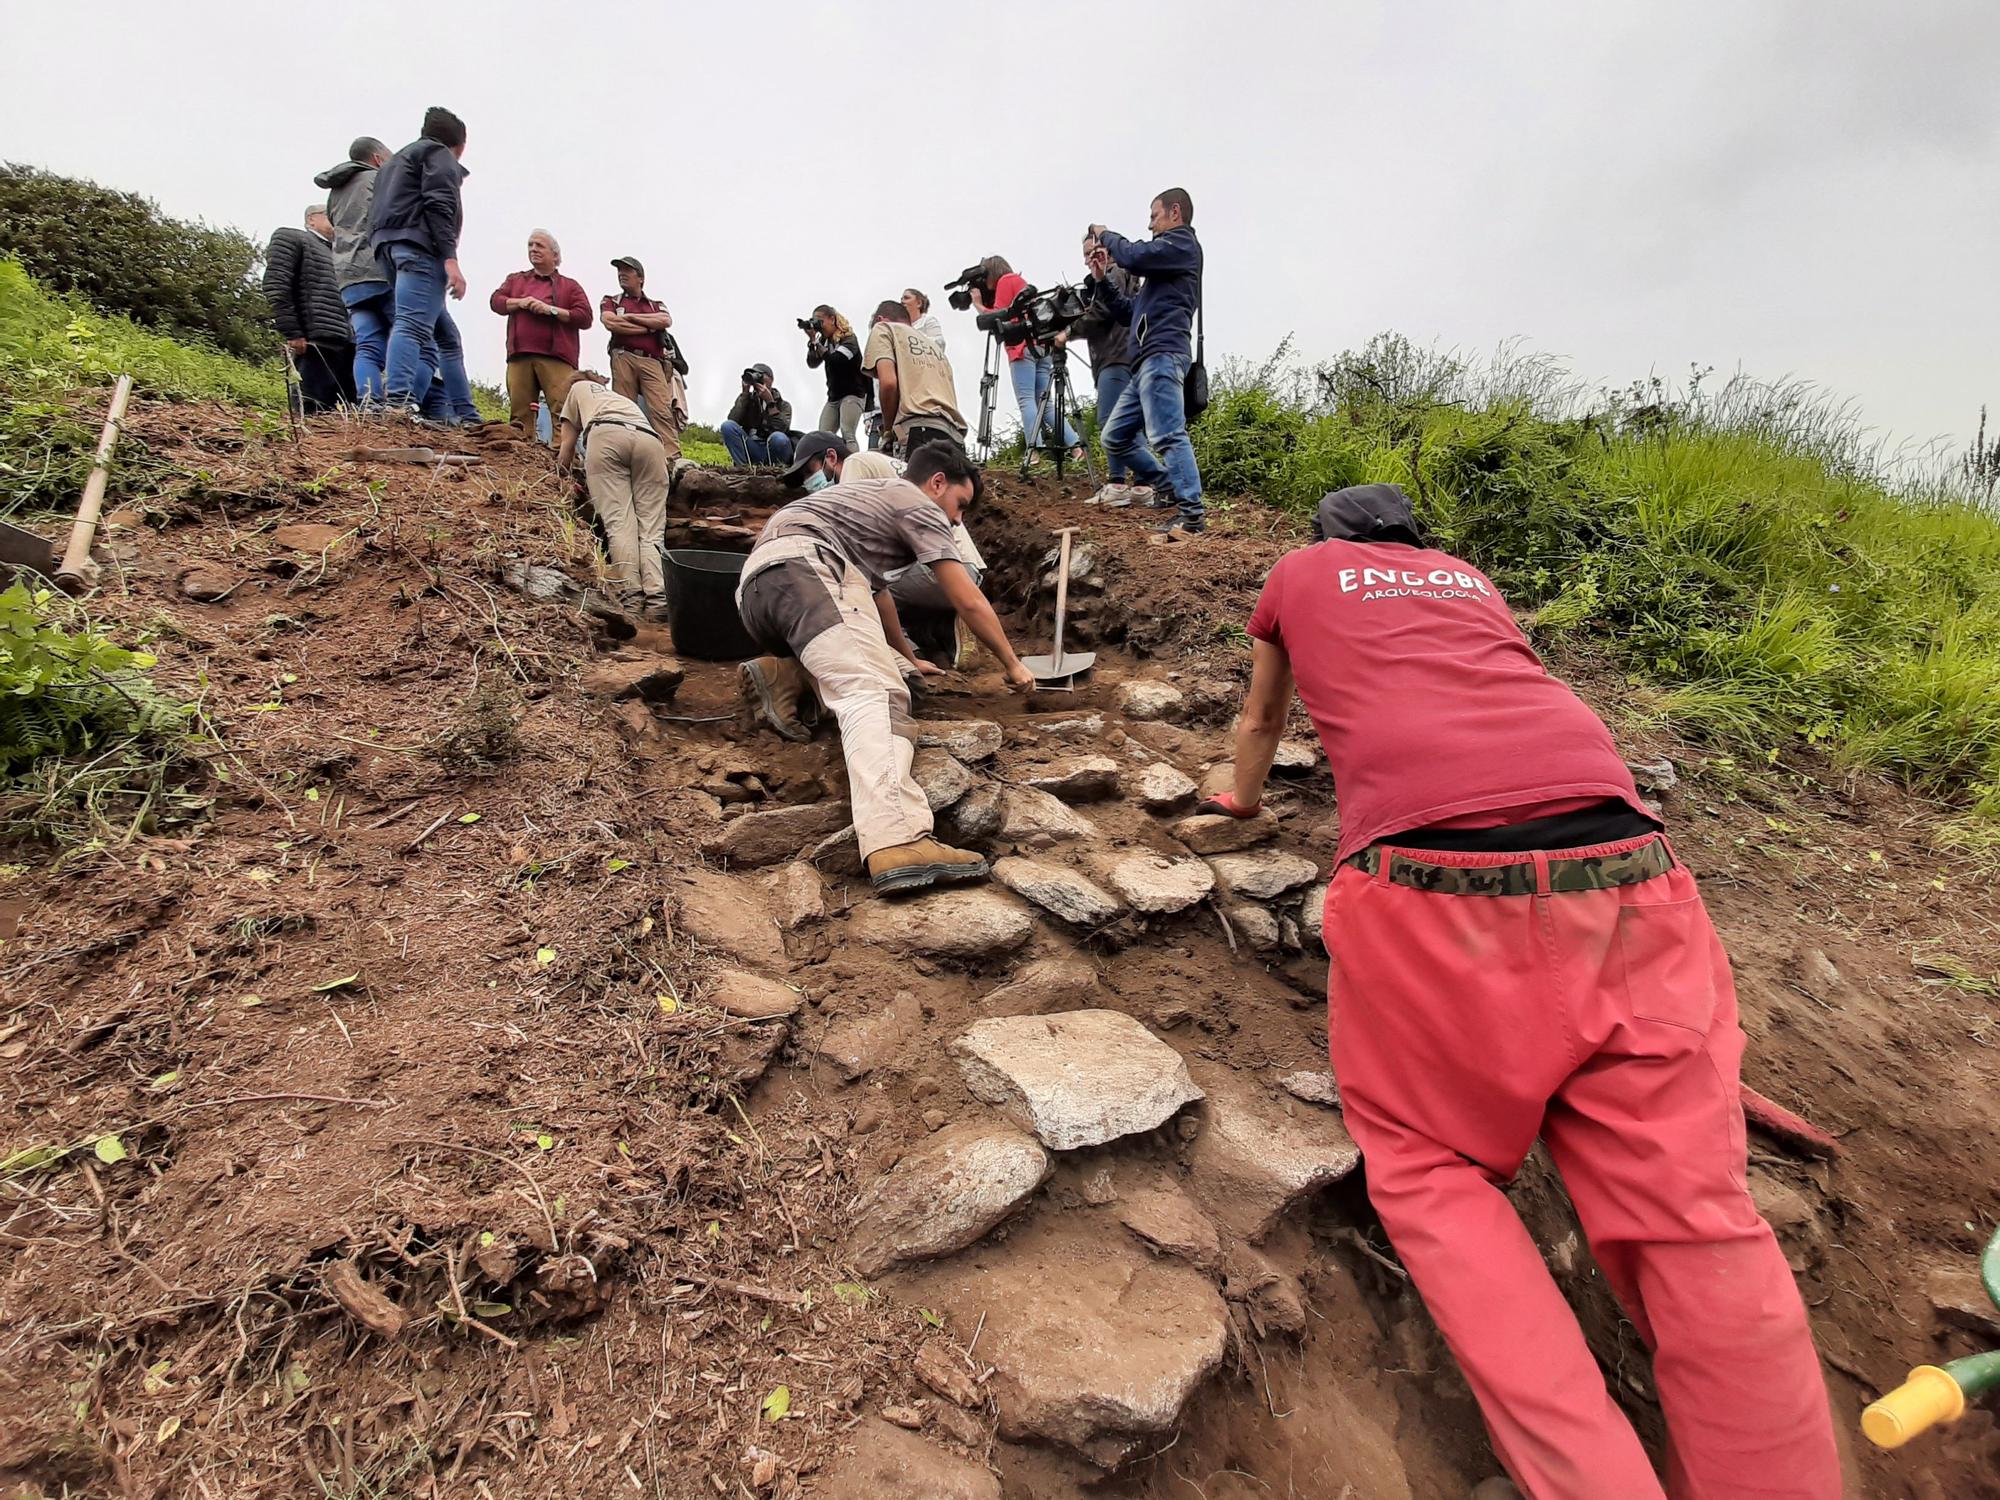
[1343, 836, 1674, 896]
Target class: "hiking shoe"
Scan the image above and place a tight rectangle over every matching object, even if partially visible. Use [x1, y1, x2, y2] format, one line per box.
[867, 836, 991, 893]
[1154, 518, 1206, 538]
[741, 655, 811, 742]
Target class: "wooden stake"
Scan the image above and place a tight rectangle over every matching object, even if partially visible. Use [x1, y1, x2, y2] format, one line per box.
[55, 374, 134, 591]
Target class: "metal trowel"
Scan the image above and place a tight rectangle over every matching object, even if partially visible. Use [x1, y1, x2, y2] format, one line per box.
[1020, 527, 1096, 690]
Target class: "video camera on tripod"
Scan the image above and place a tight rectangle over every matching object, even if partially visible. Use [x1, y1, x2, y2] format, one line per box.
[943, 262, 990, 313]
[974, 282, 1092, 352]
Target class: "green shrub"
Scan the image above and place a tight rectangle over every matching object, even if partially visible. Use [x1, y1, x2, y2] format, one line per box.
[0, 165, 274, 362]
[1193, 339, 2000, 813]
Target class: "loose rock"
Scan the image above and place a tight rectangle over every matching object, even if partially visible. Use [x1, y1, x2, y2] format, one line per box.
[1930, 1266, 2000, 1340]
[1115, 680, 1185, 721]
[916, 720, 1003, 762]
[1222, 903, 1280, 950]
[995, 786, 1098, 842]
[942, 785, 1003, 841]
[580, 653, 685, 703]
[1186, 1065, 1361, 1240]
[178, 565, 237, 602]
[670, 870, 787, 969]
[993, 858, 1124, 927]
[1207, 850, 1320, 900]
[1297, 879, 1330, 951]
[1095, 852, 1215, 915]
[704, 800, 852, 869]
[1278, 1070, 1341, 1108]
[1035, 713, 1105, 739]
[710, 970, 801, 1021]
[1271, 739, 1318, 772]
[849, 1122, 1052, 1277]
[270, 522, 351, 554]
[983, 957, 1102, 1015]
[915, 1343, 985, 1409]
[848, 887, 1037, 962]
[809, 824, 865, 877]
[1133, 762, 1198, 810]
[1017, 756, 1121, 802]
[1625, 755, 1679, 793]
[1171, 810, 1280, 854]
[820, 997, 922, 1082]
[762, 862, 825, 930]
[718, 1019, 790, 1086]
[951, 1010, 1203, 1150]
[1118, 1187, 1223, 1274]
[912, 749, 977, 811]
[818, 1418, 1001, 1500]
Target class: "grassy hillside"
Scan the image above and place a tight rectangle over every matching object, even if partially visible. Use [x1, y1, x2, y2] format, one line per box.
[1190, 337, 2000, 822]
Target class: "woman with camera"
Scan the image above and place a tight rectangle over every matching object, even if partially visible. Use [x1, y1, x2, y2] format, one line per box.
[803, 305, 869, 448]
[970, 256, 1082, 466]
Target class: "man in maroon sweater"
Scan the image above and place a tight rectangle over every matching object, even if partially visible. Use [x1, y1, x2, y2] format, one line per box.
[489, 229, 592, 435]
[1205, 484, 1841, 1499]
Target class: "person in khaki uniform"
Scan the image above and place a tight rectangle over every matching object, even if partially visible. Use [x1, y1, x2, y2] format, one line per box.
[555, 371, 669, 618]
[599, 255, 686, 458]
[735, 444, 1036, 893]
[862, 299, 968, 455]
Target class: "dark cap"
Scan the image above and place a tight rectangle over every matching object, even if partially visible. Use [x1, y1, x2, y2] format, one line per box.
[610, 255, 644, 277]
[781, 431, 849, 485]
[749, 362, 773, 381]
[1313, 483, 1419, 544]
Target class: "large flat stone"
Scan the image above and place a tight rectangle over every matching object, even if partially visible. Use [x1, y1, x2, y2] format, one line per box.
[848, 887, 1036, 962]
[996, 787, 1097, 842]
[1222, 902, 1280, 950]
[951, 1010, 1202, 1150]
[912, 748, 977, 810]
[818, 1418, 1001, 1500]
[702, 800, 851, 868]
[1118, 1187, 1222, 1274]
[668, 870, 786, 969]
[849, 1121, 1052, 1277]
[993, 858, 1124, 927]
[982, 957, 1102, 1015]
[1172, 809, 1280, 854]
[915, 719, 1003, 762]
[709, 969, 800, 1020]
[1133, 762, 1198, 810]
[1115, 681, 1185, 722]
[1206, 849, 1320, 900]
[581, 652, 685, 703]
[1271, 739, 1319, 772]
[818, 995, 921, 1082]
[1185, 1065, 1360, 1240]
[979, 1245, 1228, 1466]
[1095, 852, 1215, 915]
[1017, 756, 1121, 802]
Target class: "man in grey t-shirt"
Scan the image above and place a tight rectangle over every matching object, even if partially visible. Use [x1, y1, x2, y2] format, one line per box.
[736, 445, 1036, 893]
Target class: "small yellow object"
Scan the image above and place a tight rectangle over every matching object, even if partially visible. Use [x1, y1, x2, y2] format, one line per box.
[1862, 1365, 1965, 1449]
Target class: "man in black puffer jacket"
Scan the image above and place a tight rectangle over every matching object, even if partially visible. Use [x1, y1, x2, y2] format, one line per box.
[262, 206, 356, 414]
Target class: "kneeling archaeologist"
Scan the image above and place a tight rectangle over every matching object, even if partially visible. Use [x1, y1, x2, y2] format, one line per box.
[736, 443, 1036, 893]
[555, 370, 670, 619]
[1204, 483, 1841, 1500]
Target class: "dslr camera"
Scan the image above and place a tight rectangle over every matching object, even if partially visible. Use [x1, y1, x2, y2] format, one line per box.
[741, 367, 767, 386]
[796, 316, 820, 334]
[974, 282, 1091, 349]
[944, 262, 991, 313]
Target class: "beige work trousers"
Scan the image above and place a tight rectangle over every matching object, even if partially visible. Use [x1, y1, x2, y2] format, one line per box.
[609, 351, 686, 458]
[506, 355, 576, 432]
[792, 556, 931, 859]
[584, 423, 669, 602]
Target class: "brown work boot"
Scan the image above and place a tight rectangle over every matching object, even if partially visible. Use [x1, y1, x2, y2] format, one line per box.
[866, 837, 991, 894]
[740, 656, 810, 742]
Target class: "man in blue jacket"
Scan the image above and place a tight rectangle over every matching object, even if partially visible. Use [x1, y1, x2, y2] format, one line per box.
[368, 107, 472, 419]
[1088, 187, 1205, 537]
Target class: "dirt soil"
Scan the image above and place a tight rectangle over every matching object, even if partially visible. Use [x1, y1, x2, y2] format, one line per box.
[2, 403, 1998, 1500]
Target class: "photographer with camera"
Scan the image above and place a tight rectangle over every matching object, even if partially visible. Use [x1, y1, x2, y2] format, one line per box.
[961, 256, 1083, 466]
[1072, 230, 1152, 508]
[720, 364, 795, 468]
[802, 305, 870, 448]
[1088, 187, 1206, 537]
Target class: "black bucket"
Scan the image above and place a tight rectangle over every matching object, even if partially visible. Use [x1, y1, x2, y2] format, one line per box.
[662, 548, 760, 660]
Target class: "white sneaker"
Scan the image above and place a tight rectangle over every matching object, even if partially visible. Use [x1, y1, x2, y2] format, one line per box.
[1086, 483, 1129, 507]
[1123, 484, 1156, 507]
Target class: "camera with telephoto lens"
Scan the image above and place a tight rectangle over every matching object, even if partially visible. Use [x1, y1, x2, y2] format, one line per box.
[974, 282, 1091, 349]
[741, 367, 765, 386]
[943, 262, 989, 312]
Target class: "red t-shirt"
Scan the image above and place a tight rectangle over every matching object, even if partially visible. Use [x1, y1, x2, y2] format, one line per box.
[990, 273, 1031, 363]
[1246, 540, 1646, 864]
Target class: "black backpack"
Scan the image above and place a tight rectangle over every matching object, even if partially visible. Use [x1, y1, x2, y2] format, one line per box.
[1184, 264, 1209, 424]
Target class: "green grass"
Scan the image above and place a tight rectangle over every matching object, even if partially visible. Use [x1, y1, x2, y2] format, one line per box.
[1193, 336, 2000, 818]
[0, 257, 283, 517]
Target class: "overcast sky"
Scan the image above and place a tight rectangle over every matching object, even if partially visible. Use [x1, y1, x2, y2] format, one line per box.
[3, 1, 1994, 453]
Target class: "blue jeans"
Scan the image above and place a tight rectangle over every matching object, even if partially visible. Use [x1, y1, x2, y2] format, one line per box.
[1092, 363, 1138, 480]
[418, 304, 481, 425]
[342, 283, 392, 404]
[1008, 353, 1078, 451]
[379, 243, 448, 411]
[1103, 351, 1203, 522]
[720, 421, 794, 467]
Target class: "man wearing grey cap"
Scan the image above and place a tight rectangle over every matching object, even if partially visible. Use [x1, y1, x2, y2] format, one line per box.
[600, 256, 686, 458]
[721, 365, 794, 467]
[262, 204, 356, 414]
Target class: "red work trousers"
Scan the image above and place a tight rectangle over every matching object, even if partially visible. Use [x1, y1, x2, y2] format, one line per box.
[1325, 837, 1842, 1499]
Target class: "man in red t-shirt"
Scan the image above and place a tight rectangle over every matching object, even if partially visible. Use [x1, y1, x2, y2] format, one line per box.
[489, 228, 593, 435]
[1204, 484, 1840, 1500]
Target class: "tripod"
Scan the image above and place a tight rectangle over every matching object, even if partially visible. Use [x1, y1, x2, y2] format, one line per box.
[1019, 334, 1098, 484]
[974, 333, 1002, 463]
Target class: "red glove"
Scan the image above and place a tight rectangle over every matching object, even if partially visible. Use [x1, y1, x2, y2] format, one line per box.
[1196, 790, 1261, 818]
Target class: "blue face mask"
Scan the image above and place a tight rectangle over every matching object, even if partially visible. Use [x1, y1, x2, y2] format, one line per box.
[803, 469, 831, 493]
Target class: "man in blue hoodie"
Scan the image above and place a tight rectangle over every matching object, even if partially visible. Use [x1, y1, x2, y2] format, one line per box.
[1088, 187, 1205, 537]
[368, 107, 472, 419]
